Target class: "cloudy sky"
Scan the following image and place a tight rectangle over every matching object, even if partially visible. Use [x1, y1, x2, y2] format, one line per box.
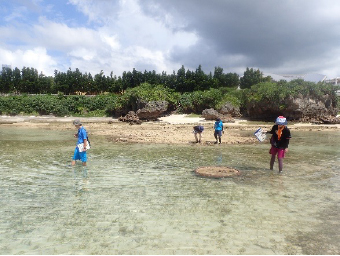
[1, 0, 340, 78]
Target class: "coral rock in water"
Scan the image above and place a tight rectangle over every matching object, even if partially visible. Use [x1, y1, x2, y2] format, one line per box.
[195, 166, 240, 178]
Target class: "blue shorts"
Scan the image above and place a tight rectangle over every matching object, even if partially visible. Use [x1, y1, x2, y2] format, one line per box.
[214, 130, 223, 137]
[72, 147, 87, 162]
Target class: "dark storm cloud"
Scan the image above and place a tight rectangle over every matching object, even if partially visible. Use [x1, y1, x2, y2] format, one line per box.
[141, 0, 340, 75]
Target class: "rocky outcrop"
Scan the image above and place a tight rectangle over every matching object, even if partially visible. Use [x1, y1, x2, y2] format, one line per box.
[118, 111, 142, 124]
[114, 99, 169, 121]
[136, 100, 168, 120]
[201, 108, 235, 123]
[319, 115, 340, 124]
[219, 102, 241, 117]
[246, 94, 339, 123]
[201, 108, 219, 120]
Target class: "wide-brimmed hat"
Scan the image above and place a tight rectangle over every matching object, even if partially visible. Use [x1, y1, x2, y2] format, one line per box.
[73, 119, 82, 126]
[275, 116, 288, 125]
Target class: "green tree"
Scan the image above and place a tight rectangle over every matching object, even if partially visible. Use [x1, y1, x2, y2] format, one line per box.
[240, 67, 269, 89]
[225, 72, 240, 88]
[66, 68, 84, 93]
[21, 67, 39, 93]
[94, 70, 107, 94]
[185, 69, 196, 92]
[54, 70, 69, 94]
[106, 71, 120, 93]
[0, 66, 13, 93]
[213, 66, 224, 87]
[176, 65, 186, 92]
[195, 65, 209, 91]
[38, 73, 54, 94]
[83, 72, 94, 93]
[12, 67, 21, 93]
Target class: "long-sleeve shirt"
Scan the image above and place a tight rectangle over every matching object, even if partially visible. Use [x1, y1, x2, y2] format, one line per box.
[268, 125, 291, 149]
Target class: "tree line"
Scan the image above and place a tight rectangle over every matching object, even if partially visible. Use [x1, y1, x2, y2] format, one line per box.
[0, 79, 337, 118]
[0, 65, 269, 94]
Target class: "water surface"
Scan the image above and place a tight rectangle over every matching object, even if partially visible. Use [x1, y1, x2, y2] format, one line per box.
[0, 126, 339, 254]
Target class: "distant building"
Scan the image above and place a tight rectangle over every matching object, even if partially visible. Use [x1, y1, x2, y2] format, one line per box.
[325, 77, 340, 85]
[263, 73, 327, 83]
[324, 77, 340, 96]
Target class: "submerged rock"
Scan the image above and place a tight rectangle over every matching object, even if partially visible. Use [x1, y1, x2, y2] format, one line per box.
[195, 166, 240, 178]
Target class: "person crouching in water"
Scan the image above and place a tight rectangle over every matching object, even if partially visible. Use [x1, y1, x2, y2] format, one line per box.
[214, 118, 224, 144]
[267, 116, 291, 173]
[72, 119, 89, 166]
[193, 125, 204, 143]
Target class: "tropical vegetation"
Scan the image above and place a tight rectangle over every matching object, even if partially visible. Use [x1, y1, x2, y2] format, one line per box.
[0, 65, 338, 117]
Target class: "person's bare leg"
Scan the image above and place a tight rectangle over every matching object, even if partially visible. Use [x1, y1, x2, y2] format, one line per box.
[72, 160, 76, 166]
[270, 155, 276, 170]
[278, 158, 283, 172]
[194, 133, 199, 143]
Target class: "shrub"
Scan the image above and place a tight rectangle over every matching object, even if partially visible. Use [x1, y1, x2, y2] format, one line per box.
[109, 83, 180, 114]
[179, 88, 239, 113]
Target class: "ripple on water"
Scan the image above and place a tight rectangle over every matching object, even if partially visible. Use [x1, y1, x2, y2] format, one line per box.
[0, 127, 339, 254]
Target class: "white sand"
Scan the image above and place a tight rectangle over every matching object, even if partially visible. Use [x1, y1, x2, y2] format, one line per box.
[158, 114, 207, 124]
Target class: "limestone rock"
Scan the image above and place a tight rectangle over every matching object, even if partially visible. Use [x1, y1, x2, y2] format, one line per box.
[245, 94, 338, 122]
[202, 108, 235, 123]
[219, 102, 241, 117]
[201, 108, 220, 120]
[118, 111, 142, 125]
[136, 100, 168, 120]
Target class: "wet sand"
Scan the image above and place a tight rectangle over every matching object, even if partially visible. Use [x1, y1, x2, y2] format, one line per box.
[0, 114, 339, 145]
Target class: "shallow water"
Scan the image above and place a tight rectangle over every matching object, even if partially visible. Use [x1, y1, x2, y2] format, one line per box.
[0, 126, 339, 254]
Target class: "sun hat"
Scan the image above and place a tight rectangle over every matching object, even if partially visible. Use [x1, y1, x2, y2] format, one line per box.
[275, 116, 288, 125]
[73, 119, 82, 126]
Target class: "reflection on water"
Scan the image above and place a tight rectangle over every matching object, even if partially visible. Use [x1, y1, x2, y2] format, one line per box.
[0, 127, 339, 254]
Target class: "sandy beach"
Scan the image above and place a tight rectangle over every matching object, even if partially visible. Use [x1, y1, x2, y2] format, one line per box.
[1, 114, 339, 145]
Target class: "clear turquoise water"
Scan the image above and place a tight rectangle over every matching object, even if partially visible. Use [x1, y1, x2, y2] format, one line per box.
[0, 126, 339, 254]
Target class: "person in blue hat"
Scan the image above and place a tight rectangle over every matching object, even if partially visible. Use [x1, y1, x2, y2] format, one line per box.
[266, 116, 291, 173]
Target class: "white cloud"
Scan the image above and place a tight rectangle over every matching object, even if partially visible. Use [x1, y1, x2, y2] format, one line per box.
[1, 0, 199, 77]
[33, 17, 99, 51]
[2, 0, 339, 78]
[68, 48, 96, 61]
[0, 47, 57, 75]
[100, 34, 120, 50]
[3, 6, 27, 22]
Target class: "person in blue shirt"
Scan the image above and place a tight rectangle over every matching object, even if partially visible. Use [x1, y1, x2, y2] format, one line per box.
[214, 118, 224, 144]
[71, 119, 89, 166]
